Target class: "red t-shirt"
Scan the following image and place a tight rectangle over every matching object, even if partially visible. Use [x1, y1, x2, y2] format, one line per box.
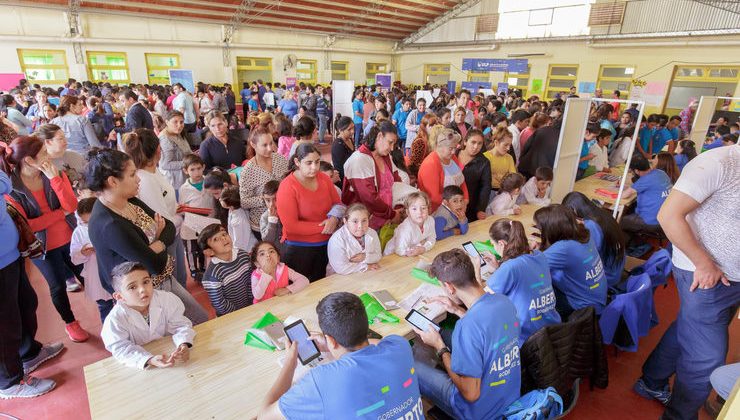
[276, 172, 340, 244]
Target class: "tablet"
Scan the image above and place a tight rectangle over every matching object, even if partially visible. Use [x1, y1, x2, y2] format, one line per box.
[462, 241, 488, 269]
[283, 320, 321, 365]
[405, 309, 440, 332]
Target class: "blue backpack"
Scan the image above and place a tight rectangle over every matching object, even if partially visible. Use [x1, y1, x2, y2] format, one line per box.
[503, 387, 563, 420]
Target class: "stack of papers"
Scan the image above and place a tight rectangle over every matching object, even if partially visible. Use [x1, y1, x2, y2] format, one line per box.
[399, 283, 447, 321]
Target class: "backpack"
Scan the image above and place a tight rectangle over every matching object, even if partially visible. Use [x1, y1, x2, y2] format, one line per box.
[503, 387, 563, 420]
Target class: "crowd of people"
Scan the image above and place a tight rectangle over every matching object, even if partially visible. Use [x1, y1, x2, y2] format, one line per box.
[0, 76, 737, 420]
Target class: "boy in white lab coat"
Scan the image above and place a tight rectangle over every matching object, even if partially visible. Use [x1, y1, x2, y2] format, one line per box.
[101, 262, 195, 370]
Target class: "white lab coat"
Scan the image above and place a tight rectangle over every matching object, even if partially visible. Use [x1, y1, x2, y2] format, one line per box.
[70, 222, 111, 302]
[517, 176, 552, 206]
[327, 225, 382, 274]
[486, 191, 521, 216]
[228, 208, 257, 253]
[178, 181, 215, 241]
[383, 216, 436, 256]
[101, 290, 195, 370]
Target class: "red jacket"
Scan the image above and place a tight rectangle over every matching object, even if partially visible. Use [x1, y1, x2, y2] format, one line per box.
[417, 151, 469, 212]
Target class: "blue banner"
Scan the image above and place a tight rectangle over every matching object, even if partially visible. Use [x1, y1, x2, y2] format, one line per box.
[461, 58, 528, 73]
[460, 81, 492, 94]
[447, 80, 456, 93]
[497, 82, 509, 94]
[168, 69, 195, 93]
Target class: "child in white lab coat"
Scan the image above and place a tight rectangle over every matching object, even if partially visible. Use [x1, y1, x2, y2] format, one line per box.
[219, 185, 257, 253]
[487, 172, 525, 216]
[327, 203, 382, 274]
[70, 197, 113, 322]
[384, 191, 436, 257]
[517, 166, 553, 207]
[101, 261, 195, 370]
[178, 154, 215, 279]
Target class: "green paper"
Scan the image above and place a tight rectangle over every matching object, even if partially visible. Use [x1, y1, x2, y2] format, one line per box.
[244, 312, 281, 351]
[531, 79, 543, 94]
[411, 267, 440, 286]
[359, 293, 400, 325]
[474, 240, 501, 259]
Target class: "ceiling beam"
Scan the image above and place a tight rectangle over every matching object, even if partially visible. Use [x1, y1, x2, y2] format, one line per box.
[401, 0, 482, 46]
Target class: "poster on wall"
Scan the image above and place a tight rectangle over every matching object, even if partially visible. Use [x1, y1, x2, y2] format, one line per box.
[461, 58, 528, 73]
[630, 82, 667, 107]
[416, 90, 434, 106]
[375, 73, 392, 92]
[497, 83, 509, 95]
[286, 77, 297, 90]
[531, 79, 543, 94]
[447, 80, 457, 93]
[0, 73, 26, 91]
[578, 82, 596, 94]
[168, 70, 195, 93]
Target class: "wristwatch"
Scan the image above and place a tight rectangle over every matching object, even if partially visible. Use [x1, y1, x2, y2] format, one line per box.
[436, 346, 451, 359]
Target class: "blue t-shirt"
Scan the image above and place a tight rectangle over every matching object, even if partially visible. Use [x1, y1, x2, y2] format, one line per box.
[352, 99, 365, 124]
[393, 108, 410, 140]
[279, 335, 423, 419]
[279, 99, 298, 120]
[652, 128, 673, 153]
[542, 239, 607, 315]
[584, 219, 625, 288]
[632, 169, 672, 225]
[240, 88, 251, 103]
[675, 153, 689, 172]
[487, 253, 561, 345]
[600, 119, 616, 140]
[579, 140, 595, 170]
[638, 126, 655, 153]
[703, 138, 724, 151]
[669, 127, 680, 141]
[248, 98, 260, 112]
[450, 293, 521, 419]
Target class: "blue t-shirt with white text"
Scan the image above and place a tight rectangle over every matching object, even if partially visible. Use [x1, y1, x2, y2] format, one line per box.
[632, 169, 672, 225]
[450, 293, 521, 419]
[542, 239, 607, 315]
[584, 219, 625, 288]
[487, 253, 561, 345]
[278, 335, 423, 419]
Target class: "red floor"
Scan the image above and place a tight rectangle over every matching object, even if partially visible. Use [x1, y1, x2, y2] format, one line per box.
[3, 237, 738, 418]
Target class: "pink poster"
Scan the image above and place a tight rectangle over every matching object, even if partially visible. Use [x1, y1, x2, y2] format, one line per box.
[0, 73, 25, 91]
[286, 77, 297, 90]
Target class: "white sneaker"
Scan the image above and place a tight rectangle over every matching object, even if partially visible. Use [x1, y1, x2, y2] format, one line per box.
[0, 376, 56, 399]
[66, 279, 81, 292]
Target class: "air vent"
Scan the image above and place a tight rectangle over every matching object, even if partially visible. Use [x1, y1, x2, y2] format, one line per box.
[589, 2, 626, 26]
[476, 14, 499, 34]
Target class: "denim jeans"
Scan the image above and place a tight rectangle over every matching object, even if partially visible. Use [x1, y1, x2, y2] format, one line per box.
[354, 123, 363, 148]
[167, 236, 187, 288]
[32, 243, 77, 324]
[317, 114, 328, 143]
[413, 329, 457, 417]
[641, 267, 740, 420]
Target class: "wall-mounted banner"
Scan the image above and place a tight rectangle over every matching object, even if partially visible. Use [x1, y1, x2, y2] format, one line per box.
[168, 70, 195, 93]
[447, 80, 457, 93]
[461, 58, 528, 73]
[497, 83, 509, 95]
[461, 81, 492, 94]
[375, 73, 392, 92]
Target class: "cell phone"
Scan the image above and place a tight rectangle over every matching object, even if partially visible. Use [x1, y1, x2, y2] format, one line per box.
[405, 309, 440, 332]
[462, 241, 487, 269]
[283, 320, 321, 366]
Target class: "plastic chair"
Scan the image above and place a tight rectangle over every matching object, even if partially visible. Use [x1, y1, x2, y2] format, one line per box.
[599, 273, 653, 352]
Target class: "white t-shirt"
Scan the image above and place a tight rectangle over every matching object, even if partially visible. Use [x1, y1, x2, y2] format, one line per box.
[671, 144, 739, 282]
[588, 143, 609, 172]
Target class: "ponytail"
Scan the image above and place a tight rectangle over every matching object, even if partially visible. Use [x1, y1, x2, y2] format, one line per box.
[123, 128, 159, 169]
[57, 95, 80, 117]
[489, 218, 530, 262]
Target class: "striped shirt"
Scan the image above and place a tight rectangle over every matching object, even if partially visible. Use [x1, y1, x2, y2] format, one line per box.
[202, 248, 253, 316]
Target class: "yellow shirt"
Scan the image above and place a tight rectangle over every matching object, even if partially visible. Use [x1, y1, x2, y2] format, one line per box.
[484, 150, 517, 189]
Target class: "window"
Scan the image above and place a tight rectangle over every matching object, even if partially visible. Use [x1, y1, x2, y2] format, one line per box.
[17, 49, 69, 85]
[236, 57, 272, 103]
[597, 65, 635, 99]
[366, 63, 388, 82]
[424, 64, 450, 85]
[505, 64, 531, 97]
[296, 59, 317, 85]
[673, 66, 740, 82]
[467, 71, 490, 83]
[545, 64, 578, 100]
[86, 51, 129, 83]
[331, 61, 349, 81]
[145, 53, 180, 85]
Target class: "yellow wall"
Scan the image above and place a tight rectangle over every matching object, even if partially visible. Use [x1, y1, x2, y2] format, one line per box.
[397, 36, 740, 115]
[0, 6, 393, 86]
[3, 5, 739, 116]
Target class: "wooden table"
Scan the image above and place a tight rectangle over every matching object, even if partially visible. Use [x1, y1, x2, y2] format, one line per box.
[573, 166, 635, 218]
[84, 206, 540, 419]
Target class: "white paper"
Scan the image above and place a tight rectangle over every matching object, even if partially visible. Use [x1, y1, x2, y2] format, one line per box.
[416, 90, 434, 106]
[183, 213, 221, 235]
[480, 89, 495, 97]
[400, 283, 447, 320]
[432, 88, 441, 98]
[263, 92, 275, 107]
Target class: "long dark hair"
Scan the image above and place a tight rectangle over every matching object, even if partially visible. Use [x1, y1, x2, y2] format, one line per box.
[534, 204, 590, 251]
[561, 192, 625, 267]
[489, 218, 530, 262]
[84, 148, 132, 192]
[123, 128, 159, 169]
[0, 136, 45, 173]
[677, 139, 697, 161]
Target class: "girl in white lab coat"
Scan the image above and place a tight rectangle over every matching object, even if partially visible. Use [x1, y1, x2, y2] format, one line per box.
[384, 191, 436, 257]
[327, 203, 382, 274]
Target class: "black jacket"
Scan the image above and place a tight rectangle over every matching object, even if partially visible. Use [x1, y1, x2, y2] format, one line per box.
[88, 197, 175, 293]
[460, 153, 491, 221]
[114, 102, 153, 134]
[520, 306, 609, 408]
[448, 121, 472, 138]
[518, 126, 559, 179]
